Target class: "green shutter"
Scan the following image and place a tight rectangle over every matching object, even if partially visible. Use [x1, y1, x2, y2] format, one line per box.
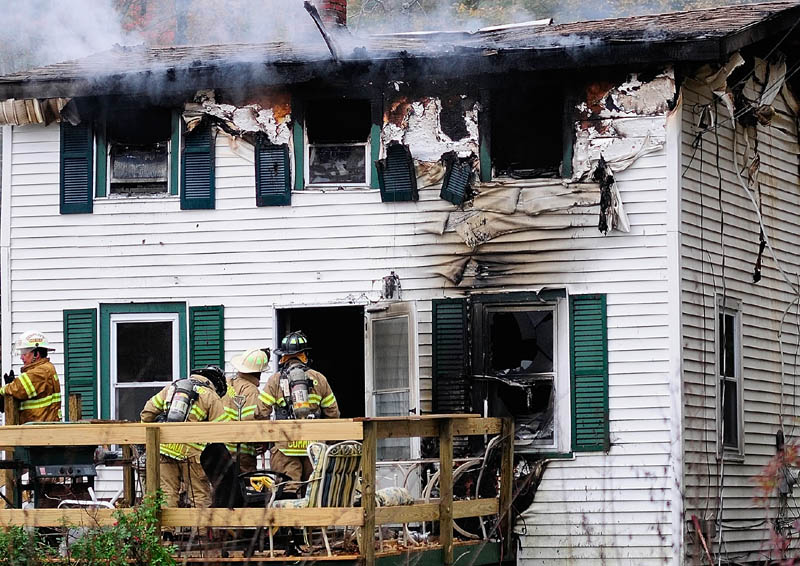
[432, 298, 469, 414]
[60, 121, 93, 214]
[377, 142, 418, 202]
[255, 139, 291, 206]
[181, 121, 215, 210]
[63, 308, 98, 419]
[190, 305, 225, 369]
[570, 294, 609, 452]
[440, 154, 472, 205]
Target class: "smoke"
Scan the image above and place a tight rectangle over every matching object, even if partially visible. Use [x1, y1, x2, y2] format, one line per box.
[0, 0, 137, 75]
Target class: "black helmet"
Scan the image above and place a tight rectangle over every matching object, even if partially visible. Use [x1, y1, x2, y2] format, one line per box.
[274, 331, 311, 356]
[191, 365, 227, 398]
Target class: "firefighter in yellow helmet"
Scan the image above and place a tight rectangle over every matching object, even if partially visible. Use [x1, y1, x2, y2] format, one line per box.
[140, 366, 229, 509]
[258, 331, 339, 496]
[0, 331, 61, 424]
[223, 347, 270, 474]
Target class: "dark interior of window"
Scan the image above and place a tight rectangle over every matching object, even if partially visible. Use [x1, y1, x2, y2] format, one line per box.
[306, 99, 370, 143]
[107, 107, 171, 195]
[491, 85, 564, 178]
[116, 321, 173, 422]
[718, 311, 738, 448]
[476, 305, 556, 449]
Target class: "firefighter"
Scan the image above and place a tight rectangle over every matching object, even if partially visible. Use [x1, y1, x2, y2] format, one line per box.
[0, 330, 61, 424]
[223, 347, 270, 473]
[258, 331, 339, 495]
[140, 365, 229, 509]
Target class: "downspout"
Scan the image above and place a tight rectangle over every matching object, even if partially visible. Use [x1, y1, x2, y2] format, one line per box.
[1, 126, 12, 389]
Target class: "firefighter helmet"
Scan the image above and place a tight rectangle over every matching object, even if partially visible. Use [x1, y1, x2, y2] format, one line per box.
[231, 347, 270, 374]
[191, 365, 227, 398]
[274, 331, 311, 356]
[15, 330, 55, 354]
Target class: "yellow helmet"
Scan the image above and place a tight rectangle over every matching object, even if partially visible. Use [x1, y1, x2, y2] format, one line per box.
[15, 330, 55, 354]
[231, 347, 270, 374]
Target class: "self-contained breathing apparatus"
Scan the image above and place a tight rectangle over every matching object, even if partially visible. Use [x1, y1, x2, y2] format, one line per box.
[159, 365, 227, 422]
[275, 363, 321, 420]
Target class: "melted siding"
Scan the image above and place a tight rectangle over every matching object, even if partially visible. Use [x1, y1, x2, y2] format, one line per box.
[681, 78, 800, 563]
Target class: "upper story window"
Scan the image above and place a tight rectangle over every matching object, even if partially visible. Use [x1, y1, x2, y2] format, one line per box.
[490, 85, 564, 179]
[107, 108, 172, 196]
[305, 98, 371, 187]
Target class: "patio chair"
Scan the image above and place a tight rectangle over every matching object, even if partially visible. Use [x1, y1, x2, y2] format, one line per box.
[269, 441, 363, 556]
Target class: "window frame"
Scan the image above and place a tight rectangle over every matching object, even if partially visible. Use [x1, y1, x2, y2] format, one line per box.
[109, 312, 180, 420]
[716, 295, 744, 458]
[472, 296, 570, 453]
[94, 109, 181, 199]
[99, 302, 187, 420]
[293, 93, 381, 191]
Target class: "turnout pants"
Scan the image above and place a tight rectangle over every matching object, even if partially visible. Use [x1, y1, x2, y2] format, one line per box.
[269, 447, 313, 496]
[159, 455, 212, 508]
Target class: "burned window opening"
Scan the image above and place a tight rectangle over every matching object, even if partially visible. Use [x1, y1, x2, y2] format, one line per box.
[439, 95, 470, 141]
[490, 85, 563, 179]
[475, 303, 557, 451]
[107, 107, 172, 196]
[306, 98, 370, 185]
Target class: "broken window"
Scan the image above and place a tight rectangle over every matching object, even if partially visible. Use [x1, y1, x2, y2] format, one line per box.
[305, 99, 371, 186]
[107, 108, 172, 195]
[717, 297, 742, 454]
[490, 85, 564, 178]
[475, 303, 558, 450]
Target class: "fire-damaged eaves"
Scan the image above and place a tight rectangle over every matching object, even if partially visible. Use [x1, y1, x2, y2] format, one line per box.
[0, 1, 798, 100]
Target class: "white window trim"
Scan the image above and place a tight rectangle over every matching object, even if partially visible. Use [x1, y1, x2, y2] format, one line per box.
[365, 302, 420, 461]
[478, 298, 570, 454]
[716, 295, 744, 458]
[303, 128, 372, 189]
[109, 312, 179, 419]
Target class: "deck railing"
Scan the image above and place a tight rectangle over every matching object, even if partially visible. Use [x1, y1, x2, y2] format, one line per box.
[0, 395, 513, 566]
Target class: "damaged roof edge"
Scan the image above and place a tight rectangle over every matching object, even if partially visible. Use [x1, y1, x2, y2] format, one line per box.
[0, 39, 730, 101]
[720, 3, 800, 55]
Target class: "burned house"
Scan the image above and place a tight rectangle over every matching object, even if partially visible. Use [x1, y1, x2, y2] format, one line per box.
[1, 0, 800, 563]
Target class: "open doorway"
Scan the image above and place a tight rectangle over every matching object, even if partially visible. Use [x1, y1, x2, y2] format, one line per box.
[275, 306, 365, 418]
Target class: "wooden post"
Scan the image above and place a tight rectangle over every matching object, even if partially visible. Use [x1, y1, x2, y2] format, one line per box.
[145, 426, 161, 530]
[439, 418, 454, 566]
[68, 393, 82, 422]
[122, 444, 136, 506]
[498, 417, 515, 556]
[361, 420, 377, 566]
[3, 396, 19, 508]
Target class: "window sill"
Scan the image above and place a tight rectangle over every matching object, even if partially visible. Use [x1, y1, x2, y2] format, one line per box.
[721, 451, 745, 463]
[515, 450, 574, 460]
[96, 194, 178, 202]
[300, 186, 377, 192]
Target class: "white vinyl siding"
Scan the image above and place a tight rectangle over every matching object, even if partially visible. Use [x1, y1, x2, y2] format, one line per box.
[680, 74, 800, 562]
[4, 109, 676, 561]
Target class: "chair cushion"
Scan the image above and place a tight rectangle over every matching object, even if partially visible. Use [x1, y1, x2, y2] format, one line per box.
[376, 486, 414, 507]
[272, 497, 309, 509]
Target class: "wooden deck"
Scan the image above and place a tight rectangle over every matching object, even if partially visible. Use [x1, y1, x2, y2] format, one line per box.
[0, 400, 514, 566]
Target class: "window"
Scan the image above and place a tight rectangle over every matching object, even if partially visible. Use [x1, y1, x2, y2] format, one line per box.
[305, 99, 371, 186]
[99, 303, 187, 420]
[717, 297, 742, 455]
[110, 313, 179, 421]
[366, 303, 418, 461]
[473, 297, 570, 452]
[489, 85, 564, 179]
[106, 108, 173, 196]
